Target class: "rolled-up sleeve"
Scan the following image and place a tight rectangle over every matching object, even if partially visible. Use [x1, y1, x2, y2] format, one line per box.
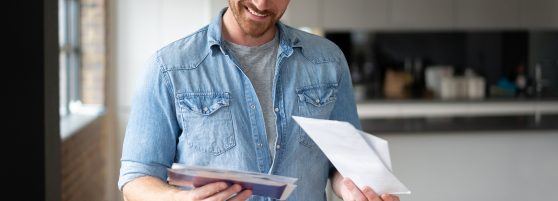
[118, 52, 181, 191]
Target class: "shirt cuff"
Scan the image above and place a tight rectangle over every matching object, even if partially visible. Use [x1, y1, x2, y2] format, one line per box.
[118, 160, 169, 191]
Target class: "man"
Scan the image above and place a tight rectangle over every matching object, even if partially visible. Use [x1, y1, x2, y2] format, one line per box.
[118, 0, 401, 201]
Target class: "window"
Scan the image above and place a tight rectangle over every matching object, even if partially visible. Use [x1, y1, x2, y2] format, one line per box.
[59, 0, 106, 138]
[59, 0, 80, 116]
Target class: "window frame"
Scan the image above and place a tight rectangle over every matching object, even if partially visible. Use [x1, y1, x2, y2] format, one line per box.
[59, 0, 106, 139]
[59, 0, 82, 117]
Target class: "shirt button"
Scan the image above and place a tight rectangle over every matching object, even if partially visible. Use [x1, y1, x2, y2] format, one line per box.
[250, 104, 256, 109]
[315, 99, 320, 103]
[202, 107, 208, 112]
[276, 144, 281, 150]
[274, 108, 279, 112]
[257, 143, 262, 148]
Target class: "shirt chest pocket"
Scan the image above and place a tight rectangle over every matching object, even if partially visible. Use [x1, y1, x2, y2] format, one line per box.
[296, 83, 338, 118]
[177, 92, 236, 155]
[296, 83, 338, 148]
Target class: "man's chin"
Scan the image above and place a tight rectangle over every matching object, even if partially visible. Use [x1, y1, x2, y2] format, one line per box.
[241, 23, 273, 38]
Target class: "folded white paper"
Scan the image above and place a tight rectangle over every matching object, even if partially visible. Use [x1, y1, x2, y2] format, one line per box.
[292, 116, 411, 195]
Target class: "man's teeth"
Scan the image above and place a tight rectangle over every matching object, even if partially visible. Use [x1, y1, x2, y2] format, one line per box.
[248, 7, 268, 17]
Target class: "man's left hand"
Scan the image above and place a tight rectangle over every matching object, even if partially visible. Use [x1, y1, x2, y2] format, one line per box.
[339, 178, 400, 201]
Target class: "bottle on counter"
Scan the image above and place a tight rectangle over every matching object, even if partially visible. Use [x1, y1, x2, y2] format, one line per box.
[514, 64, 527, 97]
[351, 52, 369, 102]
[350, 60, 366, 102]
[532, 62, 551, 97]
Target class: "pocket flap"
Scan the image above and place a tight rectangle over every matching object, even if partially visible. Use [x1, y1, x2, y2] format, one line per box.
[296, 83, 338, 107]
[178, 92, 231, 116]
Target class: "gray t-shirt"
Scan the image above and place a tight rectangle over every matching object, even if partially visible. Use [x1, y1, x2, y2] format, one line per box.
[224, 34, 279, 159]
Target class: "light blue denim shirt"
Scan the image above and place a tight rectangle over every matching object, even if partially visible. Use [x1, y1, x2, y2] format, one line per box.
[119, 9, 361, 201]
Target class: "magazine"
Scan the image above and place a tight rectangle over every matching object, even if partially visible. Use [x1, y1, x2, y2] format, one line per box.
[167, 163, 297, 200]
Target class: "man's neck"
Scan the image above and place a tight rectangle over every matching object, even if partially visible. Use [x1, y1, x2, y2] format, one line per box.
[222, 8, 276, 47]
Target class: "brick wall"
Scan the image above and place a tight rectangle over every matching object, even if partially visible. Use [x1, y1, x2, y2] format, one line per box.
[81, 0, 106, 105]
[61, 117, 106, 201]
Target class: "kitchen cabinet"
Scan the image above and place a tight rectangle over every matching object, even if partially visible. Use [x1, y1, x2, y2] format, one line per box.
[519, 0, 558, 29]
[209, 0, 558, 30]
[390, 0, 454, 29]
[284, 0, 322, 28]
[454, 0, 521, 29]
[322, 0, 389, 30]
[287, 0, 389, 30]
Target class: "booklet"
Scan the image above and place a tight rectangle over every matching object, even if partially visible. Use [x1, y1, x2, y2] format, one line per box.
[167, 163, 297, 200]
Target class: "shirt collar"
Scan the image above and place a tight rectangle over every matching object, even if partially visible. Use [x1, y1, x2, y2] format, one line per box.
[207, 8, 302, 56]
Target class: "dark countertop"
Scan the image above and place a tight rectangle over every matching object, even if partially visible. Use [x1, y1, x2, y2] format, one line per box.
[360, 114, 558, 134]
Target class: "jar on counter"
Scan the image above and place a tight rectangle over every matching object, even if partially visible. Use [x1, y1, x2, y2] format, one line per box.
[463, 68, 486, 100]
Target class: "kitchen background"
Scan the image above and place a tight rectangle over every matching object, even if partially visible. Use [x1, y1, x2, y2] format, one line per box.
[282, 1, 558, 201]
[326, 31, 558, 101]
[9, 0, 557, 201]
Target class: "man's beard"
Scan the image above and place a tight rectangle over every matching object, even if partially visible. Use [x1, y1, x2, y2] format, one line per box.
[229, 0, 282, 38]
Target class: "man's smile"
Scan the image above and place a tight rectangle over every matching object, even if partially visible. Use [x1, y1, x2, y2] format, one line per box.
[246, 6, 269, 17]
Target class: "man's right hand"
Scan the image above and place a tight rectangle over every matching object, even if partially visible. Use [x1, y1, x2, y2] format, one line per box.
[176, 182, 253, 201]
[122, 176, 252, 201]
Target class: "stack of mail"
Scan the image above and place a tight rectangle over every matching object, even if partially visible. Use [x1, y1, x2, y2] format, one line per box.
[168, 163, 297, 200]
[293, 116, 411, 195]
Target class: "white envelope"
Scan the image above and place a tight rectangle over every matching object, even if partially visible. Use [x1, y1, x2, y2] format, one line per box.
[292, 116, 411, 195]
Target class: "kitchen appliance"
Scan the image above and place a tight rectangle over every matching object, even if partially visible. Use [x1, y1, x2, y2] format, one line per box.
[440, 68, 486, 100]
[425, 66, 454, 98]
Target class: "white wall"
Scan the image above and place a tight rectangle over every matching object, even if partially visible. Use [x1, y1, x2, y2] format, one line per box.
[116, 0, 211, 112]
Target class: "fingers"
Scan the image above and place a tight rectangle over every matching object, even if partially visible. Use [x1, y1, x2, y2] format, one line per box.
[363, 188, 401, 201]
[190, 182, 229, 199]
[342, 177, 400, 201]
[227, 189, 253, 201]
[361, 186, 382, 201]
[342, 178, 368, 201]
[380, 194, 400, 201]
[213, 184, 244, 200]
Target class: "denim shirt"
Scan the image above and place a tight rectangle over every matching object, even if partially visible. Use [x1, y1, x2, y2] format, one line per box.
[118, 9, 361, 201]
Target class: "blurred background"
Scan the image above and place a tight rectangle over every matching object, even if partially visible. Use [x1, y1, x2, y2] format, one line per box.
[6, 0, 557, 200]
